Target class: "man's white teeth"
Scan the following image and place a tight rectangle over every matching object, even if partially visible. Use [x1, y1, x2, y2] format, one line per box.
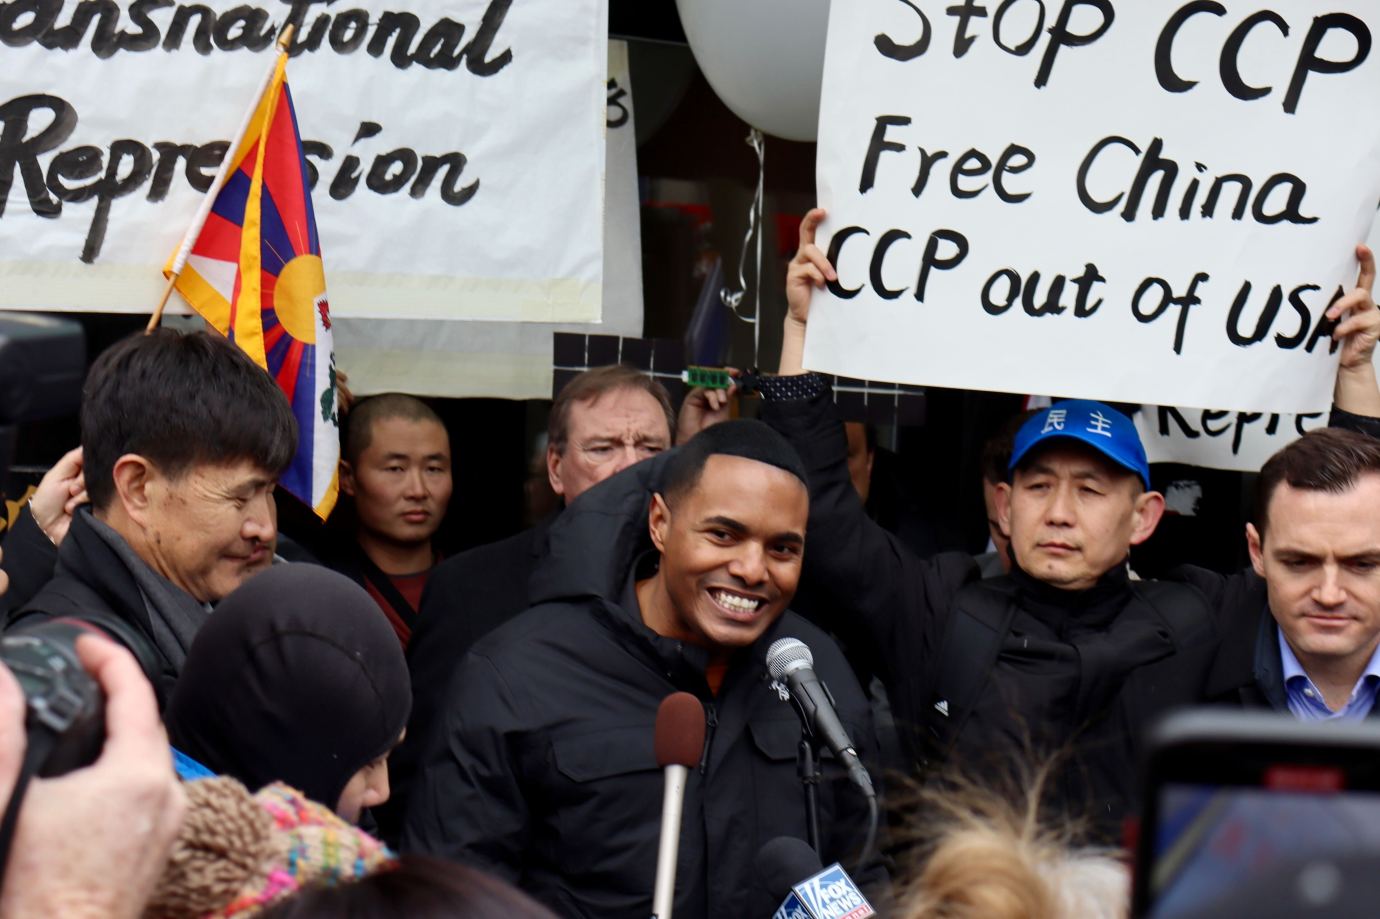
[713, 590, 762, 613]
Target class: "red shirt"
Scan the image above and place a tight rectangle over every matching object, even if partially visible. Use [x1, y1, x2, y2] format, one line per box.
[364, 567, 433, 650]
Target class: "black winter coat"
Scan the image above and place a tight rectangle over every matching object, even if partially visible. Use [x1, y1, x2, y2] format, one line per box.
[375, 518, 554, 844]
[8, 509, 178, 704]
[0, 506, 59, 618]
[1169, 566, 1285, 710]
[401, 452, 884, 918]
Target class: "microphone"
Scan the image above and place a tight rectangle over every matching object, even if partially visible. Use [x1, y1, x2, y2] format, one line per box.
[651, 691, 706, 919]
[766, 638, 875, 797]
[757, 836, 876, 919]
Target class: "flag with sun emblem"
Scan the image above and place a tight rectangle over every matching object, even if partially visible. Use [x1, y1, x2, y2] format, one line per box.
[166, 54, 339, 520]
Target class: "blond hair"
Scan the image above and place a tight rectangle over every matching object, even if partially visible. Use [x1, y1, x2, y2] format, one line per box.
[896, 769, 1129, 919]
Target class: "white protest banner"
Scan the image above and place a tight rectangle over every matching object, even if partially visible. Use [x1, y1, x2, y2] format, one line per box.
[0, 0, 607, 322]
[806, 1, 1380, 413]
[334, 39, 644, 398]
[1134, 405, 1328, 472]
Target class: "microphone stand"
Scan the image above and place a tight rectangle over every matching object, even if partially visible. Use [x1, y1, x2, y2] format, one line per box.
[796, 733, 824, 854]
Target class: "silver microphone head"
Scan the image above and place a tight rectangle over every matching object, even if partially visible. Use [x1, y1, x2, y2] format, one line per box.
[766, 637, 814, 681]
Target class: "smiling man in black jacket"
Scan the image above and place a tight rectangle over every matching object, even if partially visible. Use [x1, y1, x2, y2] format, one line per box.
[403, 420, 883, 917]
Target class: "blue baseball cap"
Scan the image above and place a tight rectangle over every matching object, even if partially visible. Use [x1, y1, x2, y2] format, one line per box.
[1008, 400, 1150, 489]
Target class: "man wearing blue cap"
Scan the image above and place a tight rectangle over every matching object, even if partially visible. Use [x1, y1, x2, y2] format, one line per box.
[760, 209, 1380, 840]
[1000, 400, 1160, 593]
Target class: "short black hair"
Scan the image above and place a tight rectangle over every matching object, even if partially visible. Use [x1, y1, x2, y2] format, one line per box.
[344, 393, 447, 464]
[82, 329, 298, 510]
[659, 419, 807, 503]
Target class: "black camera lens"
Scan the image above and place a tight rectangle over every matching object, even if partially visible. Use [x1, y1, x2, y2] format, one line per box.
[0, 621, 106, 777]
[0, 612, 161, 778]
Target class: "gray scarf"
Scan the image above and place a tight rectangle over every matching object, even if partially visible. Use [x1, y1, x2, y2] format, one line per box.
[84, 514, 212, 672]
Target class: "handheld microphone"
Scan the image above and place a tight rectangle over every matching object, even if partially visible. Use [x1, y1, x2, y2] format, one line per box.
[650, 692, 706, 919]
[766, 638, 875, 797]
[757, 836, 876, 919]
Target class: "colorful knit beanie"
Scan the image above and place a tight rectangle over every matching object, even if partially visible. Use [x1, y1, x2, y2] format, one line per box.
[144, 777, 394, 918]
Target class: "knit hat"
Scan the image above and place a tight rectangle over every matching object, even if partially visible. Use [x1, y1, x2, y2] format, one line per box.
[144, 777, 394, 918]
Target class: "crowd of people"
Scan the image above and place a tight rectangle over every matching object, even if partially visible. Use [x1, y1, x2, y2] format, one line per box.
[0, 210, 1379, 917]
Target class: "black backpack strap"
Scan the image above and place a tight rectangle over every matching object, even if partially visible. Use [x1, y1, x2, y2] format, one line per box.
[919, 580, 1018, 767]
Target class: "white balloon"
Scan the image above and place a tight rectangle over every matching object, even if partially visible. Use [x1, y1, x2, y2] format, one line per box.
[674, 0, 832, 143]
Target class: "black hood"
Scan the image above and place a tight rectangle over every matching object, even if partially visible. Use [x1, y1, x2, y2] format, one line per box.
[528, 451, 672, 610]
[164, 564, 412, 810]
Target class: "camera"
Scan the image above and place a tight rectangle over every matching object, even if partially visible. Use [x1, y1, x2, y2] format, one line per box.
[0, 612, 163, 777]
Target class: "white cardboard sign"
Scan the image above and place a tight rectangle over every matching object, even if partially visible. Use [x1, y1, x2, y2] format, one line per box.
[807, 1, 1380, 413]
[1137, 206, 1380, 472]
[0, 0, 607, 322]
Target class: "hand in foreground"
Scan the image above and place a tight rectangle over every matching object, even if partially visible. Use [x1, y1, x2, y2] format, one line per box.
[676, 373, 738, 444]
[27, 447, 86, 546]
[0, 635, 186, 919]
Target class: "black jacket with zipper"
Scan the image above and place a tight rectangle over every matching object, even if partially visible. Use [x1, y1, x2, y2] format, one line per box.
[400, 450, 884, 918]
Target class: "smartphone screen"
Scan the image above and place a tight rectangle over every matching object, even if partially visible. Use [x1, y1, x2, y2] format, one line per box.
[1148, 780, 1380, 916]
[1134, 712, 1380, 918]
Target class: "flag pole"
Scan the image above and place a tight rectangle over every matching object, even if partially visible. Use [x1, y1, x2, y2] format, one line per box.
[147, 23, 296, 332]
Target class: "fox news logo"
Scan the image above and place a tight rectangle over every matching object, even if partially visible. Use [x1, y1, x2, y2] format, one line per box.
[772, 863, 875, 919]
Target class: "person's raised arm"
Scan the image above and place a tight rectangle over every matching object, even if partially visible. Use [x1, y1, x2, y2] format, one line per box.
[1331, 243, 1380, 417]
[3, 448, 87, 617]
[26, 447, 86, 547]
[780, 208, 837, 377]
[762, 209, 973, 684]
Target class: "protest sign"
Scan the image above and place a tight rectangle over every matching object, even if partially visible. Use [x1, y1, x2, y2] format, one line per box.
[806, 1, 1380, 413]
[334, 39, 644, 398]
[1133, 202, 1380, 472]
[0, 0, 607, 322]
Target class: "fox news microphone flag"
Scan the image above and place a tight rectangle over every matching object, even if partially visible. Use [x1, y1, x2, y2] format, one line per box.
[160, 27, 339, 519]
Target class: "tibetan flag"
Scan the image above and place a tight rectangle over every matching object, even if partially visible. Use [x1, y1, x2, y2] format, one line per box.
[166, 54, 339, 520]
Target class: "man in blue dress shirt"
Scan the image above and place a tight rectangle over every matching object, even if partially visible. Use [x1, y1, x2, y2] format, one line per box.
[1253, 427, 1380, 720]
[1187, 425, 1380, 719]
